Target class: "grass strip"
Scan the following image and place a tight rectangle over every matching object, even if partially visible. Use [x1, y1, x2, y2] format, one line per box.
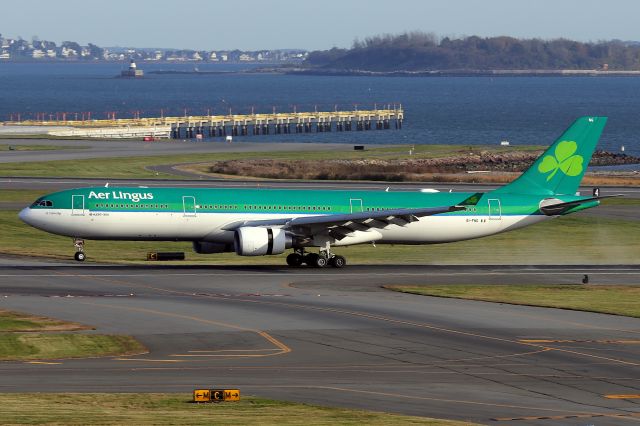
[386, 285, 640, 318]
[0, 310, 89, 332]
[0, 393, 475, 425]
[0, 310, 145, 361]
[0, 334, 145, 361]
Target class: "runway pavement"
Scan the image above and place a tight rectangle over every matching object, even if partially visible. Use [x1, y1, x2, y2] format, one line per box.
[0, 139, 357, 163]
[2, 176, 639, 197]
[1, 260, 640, 425]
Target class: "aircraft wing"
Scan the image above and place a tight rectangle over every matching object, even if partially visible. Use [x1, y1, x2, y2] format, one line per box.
[222, 205, 466, 240]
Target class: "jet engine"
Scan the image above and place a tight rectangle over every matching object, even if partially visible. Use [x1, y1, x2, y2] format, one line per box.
[192, 241, 233, 254]
[234, 227, 292, 256]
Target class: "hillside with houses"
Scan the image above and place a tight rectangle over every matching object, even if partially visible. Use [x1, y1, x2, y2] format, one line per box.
[0, 34, 307, 63]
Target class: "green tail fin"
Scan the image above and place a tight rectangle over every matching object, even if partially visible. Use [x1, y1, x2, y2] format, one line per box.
[494, 116, 607, 195]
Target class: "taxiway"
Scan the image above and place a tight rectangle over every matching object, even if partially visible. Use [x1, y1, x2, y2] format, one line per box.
[1, 261, 639, 425]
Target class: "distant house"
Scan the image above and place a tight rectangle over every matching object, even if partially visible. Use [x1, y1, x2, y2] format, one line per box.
[239, 53, 254, 61]
[0, 50, 10, 60]
[61, 47, 78, 57]
[31, 49, 45, 58]
[209, 51, 218, 61]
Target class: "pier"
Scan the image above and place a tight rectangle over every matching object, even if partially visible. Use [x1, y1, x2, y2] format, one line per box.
[2, 106, 404, 139]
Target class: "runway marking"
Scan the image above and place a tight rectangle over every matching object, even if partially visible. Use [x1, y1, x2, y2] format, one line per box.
[25, 361, 62, 365]
[493, 413, 640, 421]
[252, 385, 640, 423]
[200, 295, 640, 367]
[73, 299, 291, 361]
[187, 349, 280, 353]
[3, 270, 640, 278]
[605, 394, 640, 399]
[246, 384, 609, 416]
[171, 352, 281, 358]
[46, 270, 640, 367]
[113, 359, 183, 363]
[521, 339, 640, 344]
[172, 348, 283, 358]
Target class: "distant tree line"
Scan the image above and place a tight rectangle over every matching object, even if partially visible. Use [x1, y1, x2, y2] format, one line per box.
[305, 32, 640, 71]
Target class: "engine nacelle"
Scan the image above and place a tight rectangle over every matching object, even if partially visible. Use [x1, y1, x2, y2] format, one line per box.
[234, 227, 291, 256]
[192, 241, 233, 254]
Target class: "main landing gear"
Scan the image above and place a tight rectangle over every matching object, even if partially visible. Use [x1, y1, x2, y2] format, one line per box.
[286, 248, 346, 269]
[73, 238, 85, 262]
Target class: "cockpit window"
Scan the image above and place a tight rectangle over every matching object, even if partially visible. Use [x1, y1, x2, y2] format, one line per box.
[34, 200, 53, 207]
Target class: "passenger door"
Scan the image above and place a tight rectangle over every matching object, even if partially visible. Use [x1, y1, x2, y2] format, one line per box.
[71, 195, 85, 216]
[349, 198, 363, 213]
[183, 196, 197, 217]
[488, 198, 502, 221]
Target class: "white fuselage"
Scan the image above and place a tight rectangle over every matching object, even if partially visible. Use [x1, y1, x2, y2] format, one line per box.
[19, 208, 548, 246]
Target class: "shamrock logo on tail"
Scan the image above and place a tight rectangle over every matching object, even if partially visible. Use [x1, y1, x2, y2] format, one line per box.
[537, 140, 584, 181]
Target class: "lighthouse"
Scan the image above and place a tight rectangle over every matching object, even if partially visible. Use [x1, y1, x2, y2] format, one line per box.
[120, 60, 144, 78]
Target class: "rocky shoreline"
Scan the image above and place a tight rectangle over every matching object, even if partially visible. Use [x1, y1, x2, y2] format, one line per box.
[206, 150, 639, 182]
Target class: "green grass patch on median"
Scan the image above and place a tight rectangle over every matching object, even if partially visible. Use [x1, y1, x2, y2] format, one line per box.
[0, 393, 475, 425]
[0, 310, 89, 332]
[386, 285, 640, 318]
[0, 333, 145, 361]
[0, 310, 145, 361]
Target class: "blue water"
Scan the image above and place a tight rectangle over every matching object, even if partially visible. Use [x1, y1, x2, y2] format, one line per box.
[0, 62, 638, 156]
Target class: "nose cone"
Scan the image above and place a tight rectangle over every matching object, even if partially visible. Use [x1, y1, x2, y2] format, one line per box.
[18, 208, 33, 226]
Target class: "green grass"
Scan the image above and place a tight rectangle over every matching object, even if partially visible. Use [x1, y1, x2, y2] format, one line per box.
[0, 394, 474, 425]
[599, 197, 640, 206]
[0, 334, 145, 361]
[0, 310, 144, 361]
[0, 310, 84, 332]
[0, 189, 51, 203]
[386, 285, 640, 318]
[0, 144, 87, 151]
[0, 144, 542, 179]
[1, 205, 638, 264]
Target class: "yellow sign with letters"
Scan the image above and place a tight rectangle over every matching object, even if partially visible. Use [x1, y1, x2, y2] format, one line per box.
[210, 389, 240, 402]
[193, 389, 211, 402]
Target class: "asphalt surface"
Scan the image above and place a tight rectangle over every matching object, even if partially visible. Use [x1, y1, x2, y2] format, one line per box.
[1, 143, 639, 424]
[2, 176, 639, 196]
[0, 139, 357, 163]
[1, 260, 640, 425]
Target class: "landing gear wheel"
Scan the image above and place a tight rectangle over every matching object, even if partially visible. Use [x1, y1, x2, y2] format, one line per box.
[286, 253, 303, 267]
[74, 252, 85, 262]
[304, 253, 319, 266]
[314, 256, 328, 268]
[330, 255, 346, 268]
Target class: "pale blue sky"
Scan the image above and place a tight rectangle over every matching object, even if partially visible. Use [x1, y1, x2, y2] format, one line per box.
[1, 0, 637, 50]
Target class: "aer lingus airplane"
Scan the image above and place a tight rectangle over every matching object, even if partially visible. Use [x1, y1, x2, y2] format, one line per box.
[20, 116, 613, 268]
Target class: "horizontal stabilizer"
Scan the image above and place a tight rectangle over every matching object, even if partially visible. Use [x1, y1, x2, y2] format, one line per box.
[539, 195, 622, 216]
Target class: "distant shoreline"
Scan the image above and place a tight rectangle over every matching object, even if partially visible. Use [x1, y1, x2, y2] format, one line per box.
[283, 68, 640, 77]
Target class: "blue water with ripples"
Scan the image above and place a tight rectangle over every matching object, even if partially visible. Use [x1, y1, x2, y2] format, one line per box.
[0, 62, 638, 156]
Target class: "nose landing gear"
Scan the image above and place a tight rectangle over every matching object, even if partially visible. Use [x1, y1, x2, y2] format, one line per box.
[73, 238, 85, 262]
